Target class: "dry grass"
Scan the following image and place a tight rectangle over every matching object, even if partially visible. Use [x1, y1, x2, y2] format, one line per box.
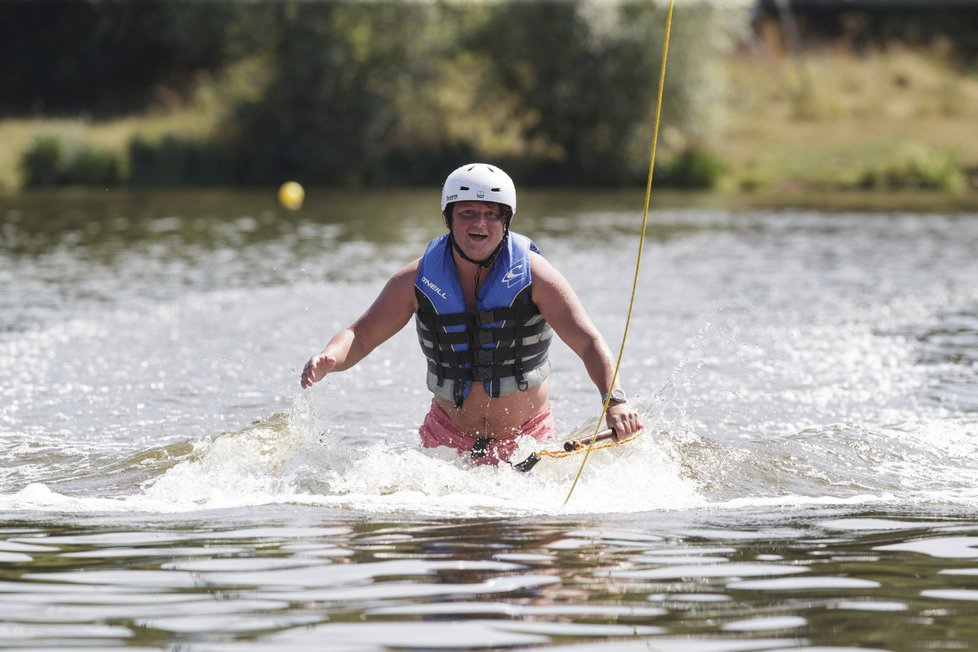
[722, 45, 978, 193]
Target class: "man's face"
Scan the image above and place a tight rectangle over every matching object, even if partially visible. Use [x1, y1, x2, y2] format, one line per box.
[448, 201, 506, 261]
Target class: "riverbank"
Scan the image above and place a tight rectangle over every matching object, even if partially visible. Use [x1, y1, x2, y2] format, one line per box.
[2, 44, 977, 209]
[722, 46, 978, 198]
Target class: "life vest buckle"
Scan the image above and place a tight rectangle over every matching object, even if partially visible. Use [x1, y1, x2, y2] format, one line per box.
[474, 309, 501, 326]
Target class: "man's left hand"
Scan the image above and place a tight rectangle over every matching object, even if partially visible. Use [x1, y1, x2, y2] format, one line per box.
[606, 403, 642, 439]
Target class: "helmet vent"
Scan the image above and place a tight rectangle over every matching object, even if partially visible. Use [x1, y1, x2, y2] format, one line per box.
[459, 185, 469, 191]
[490, 187, 500, 192]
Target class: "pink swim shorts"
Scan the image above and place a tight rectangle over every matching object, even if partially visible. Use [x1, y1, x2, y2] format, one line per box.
[418, 399, 556, 465]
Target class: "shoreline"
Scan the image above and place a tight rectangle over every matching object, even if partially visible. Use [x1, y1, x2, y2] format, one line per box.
[3, 186, 977, 216]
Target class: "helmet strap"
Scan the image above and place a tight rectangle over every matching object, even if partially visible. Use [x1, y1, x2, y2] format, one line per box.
[449, 229, 507, 268]
[458, 230, 508, 302]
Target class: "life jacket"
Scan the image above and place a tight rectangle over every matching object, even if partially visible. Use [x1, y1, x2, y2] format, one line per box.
[415, 232, 553, 407]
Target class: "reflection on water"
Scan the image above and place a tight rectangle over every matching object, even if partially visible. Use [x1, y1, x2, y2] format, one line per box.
[2, 189, 978, 649]
[3, 513, 978, 650]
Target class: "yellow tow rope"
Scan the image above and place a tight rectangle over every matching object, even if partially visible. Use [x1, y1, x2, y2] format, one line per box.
[563, 0, 675, 506]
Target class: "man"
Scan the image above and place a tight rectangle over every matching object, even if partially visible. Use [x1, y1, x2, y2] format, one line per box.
[301, 163, 641, 465]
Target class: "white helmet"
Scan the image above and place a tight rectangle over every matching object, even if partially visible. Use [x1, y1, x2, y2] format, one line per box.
[440, 163, 517, 217]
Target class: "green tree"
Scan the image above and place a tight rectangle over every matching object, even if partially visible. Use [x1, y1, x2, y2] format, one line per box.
[470, 1, 664, 185]
[0, 1, 268, 115]
[115, 0, 745, 188]
[224, 2, 447, 186]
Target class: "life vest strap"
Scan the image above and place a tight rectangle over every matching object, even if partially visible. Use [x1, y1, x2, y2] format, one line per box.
[419, 338, 550, 369]
[427, 304, 532, 328]
[415, 290, 446, 386]
[418, 317, 550, 347]
[425, 344, 549, 383]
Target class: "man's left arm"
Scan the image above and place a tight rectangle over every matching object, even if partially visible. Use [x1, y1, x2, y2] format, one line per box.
[530, 253, 642, 437]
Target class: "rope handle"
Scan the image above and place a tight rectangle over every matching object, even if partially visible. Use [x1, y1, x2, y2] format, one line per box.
[512, 427, 645, 473]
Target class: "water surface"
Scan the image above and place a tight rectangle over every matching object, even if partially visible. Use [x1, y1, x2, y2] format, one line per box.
[1, 189, 977, 649]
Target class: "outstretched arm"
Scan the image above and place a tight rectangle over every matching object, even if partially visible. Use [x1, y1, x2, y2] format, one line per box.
[530, 253, 642, 436]
[300, 260, 420, 389]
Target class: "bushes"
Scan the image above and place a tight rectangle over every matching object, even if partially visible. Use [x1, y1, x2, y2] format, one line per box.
[20, 134, 123, 187]
[20, 133, 240, 188]
[20, 131, 969, 195]
[860, 145, 964, 191]
[657, 148, 726, 189]
[128, 136, 233, 187]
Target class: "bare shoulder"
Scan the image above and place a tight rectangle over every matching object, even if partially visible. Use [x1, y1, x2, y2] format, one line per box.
[530, 251, 570, 292]
[383, 257, 421, 309]
[529, 248, 600, 347]
[355, 257, 420, 333]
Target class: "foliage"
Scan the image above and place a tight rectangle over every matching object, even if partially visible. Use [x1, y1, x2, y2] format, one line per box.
[20, 134, 123, 187]
[656, 148, 726, 189]
[465, 1, 743, 185]
[128, 136, 233, 187]
[0, 1, 271, 115]
[223, 2, 448, 186]
[215, 1, 745, 187]
[468, 2, 662, 185]
[7, 1, 748, 189]
[859, 145, 964, 192]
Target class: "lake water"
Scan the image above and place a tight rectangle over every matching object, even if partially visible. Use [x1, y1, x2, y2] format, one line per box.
[1, 188, 977, 650]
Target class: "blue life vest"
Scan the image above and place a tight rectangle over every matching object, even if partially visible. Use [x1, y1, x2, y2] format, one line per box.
[415, 231, 553, 406]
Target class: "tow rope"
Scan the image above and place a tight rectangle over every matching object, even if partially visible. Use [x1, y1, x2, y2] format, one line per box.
[563, 0, 675, 505]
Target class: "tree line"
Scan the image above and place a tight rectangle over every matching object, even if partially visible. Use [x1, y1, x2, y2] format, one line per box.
[5, 1, 742, 188]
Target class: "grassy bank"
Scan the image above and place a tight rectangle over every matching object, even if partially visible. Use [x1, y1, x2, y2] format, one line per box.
[2, 45, 977, 205]
[722, 45, 978, 198]
[0, 110, 221, 193]
[0, 59, 257, 191]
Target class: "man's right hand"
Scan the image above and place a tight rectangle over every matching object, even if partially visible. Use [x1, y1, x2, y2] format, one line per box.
[300, 353, 336, 389]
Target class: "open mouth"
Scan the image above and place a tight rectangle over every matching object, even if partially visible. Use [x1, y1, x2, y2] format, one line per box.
[468, 232, 489, 241]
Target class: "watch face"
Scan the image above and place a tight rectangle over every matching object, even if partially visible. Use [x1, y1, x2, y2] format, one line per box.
[611, 388, 626, 402]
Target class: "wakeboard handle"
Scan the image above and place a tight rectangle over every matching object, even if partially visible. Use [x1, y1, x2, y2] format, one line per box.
[512, 428, 622, 473]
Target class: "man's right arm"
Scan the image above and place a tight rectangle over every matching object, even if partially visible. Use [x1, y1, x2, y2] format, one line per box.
[300, 259, 420, 389]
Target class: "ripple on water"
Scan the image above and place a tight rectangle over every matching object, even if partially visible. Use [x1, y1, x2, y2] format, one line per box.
[875, 536, 978, 558]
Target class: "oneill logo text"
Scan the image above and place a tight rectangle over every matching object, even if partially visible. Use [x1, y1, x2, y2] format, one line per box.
[421, 276, 448, 299]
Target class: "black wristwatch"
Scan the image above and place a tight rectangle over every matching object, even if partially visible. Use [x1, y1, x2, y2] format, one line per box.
[601, 388, 627, 405]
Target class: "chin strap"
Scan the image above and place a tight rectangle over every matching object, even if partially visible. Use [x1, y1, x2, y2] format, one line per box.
[449, 230, 509, 302]
[449, 230, 508, 268]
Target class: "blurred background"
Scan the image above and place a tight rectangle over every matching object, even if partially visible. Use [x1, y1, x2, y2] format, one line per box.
[1, 0, 976, 203]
